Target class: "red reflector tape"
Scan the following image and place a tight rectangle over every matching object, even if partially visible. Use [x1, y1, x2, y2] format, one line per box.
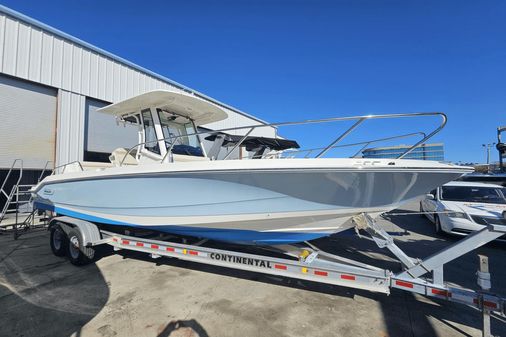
[274, 264, 287, 270]
[314, 270, 328, 277]
[136, 242, 144, 247]
[431, 289, 450, 297]
[189, 250, 198, 256]
[472, 298, 498, 309]
[395, 280, 414, 289]
[341, 274, 355, 281]
[151, 244, 159, 249]
[122, 240, 130, 245]
[166, 247, 175, 252]
[112, 238, 118, 242]
[483, 300, 498, 309]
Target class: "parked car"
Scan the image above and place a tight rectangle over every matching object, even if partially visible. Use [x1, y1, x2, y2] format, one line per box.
[420, 181, 506, 236]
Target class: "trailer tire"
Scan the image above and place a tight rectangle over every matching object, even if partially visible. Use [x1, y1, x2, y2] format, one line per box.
[49, 224, 68, 257]
[67, 228, 95, 266]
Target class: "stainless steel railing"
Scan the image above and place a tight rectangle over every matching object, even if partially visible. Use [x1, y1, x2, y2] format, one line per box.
[119, 112, 447, 166]
[251, 131, 427, 159]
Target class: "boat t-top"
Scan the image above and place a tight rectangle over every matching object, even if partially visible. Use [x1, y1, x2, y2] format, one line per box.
[33, 90, 472, 245]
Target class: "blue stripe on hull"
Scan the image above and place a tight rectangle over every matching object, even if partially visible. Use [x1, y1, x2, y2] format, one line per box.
[36, 202, 330, 245]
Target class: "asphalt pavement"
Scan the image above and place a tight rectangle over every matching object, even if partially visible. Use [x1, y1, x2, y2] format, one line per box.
[0, 201, 505, 337]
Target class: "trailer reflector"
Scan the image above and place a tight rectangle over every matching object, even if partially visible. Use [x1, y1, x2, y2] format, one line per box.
[166, 247, 175, 252]
[136, 242, 144, 247]
[189, 250, 198, 256]
[395, 280, 413, 289]
[151, 244, 159, 249]
[431, 289, 450, 297]
[301, 267, 308, 274]
[341, 274, 355, 281]
[122, 240, 130, 245]
[483, 300, 498, 309]
[275, 264, 287, 270]
[314, 270, 328, 277]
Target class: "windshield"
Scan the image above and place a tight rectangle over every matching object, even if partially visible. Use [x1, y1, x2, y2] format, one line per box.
[157, 109, 204, 157]
[441, 186, 506, 204]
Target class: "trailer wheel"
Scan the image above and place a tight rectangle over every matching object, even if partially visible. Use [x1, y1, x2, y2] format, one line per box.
[67, 228, 95, 266]
[49, 224, 67, 257]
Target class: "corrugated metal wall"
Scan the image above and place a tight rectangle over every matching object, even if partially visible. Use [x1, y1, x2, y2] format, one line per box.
[0, 10, 275, 166]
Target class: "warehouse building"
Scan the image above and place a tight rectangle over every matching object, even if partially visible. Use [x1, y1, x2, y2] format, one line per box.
[0, 5, 274, 181]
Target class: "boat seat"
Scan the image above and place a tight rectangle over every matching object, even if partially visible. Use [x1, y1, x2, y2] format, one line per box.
[109, 148, 139, 166]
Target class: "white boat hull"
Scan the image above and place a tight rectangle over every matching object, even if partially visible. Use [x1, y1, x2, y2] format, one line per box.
[34, 159, 472, 244]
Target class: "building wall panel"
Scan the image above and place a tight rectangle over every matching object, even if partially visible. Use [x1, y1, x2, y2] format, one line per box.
[40, 32, 53, 85]
[61, 41, 73, 90]
[0, 15, 5, 72]
[28, 27, 42, 82]
[71, 45, 82, 93]
[51, 37, 63, 87]
[57, 90, 85, 166]
[98, 56, 107, 98]
[88, 52, 98, 98]
[2, 17, 18, 75]
[15, 22, 30, 78]
[80, 49, 90, 96]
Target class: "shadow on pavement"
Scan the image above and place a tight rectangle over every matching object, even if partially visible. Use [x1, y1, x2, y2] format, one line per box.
[156, 319, 209, 337]
[0, 231, 110, 337]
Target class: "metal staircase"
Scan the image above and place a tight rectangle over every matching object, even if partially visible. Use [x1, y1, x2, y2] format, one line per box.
[0, 159, 52, 238]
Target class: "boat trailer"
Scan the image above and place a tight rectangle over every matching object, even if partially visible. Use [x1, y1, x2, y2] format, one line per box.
[48, 213, 506, 335]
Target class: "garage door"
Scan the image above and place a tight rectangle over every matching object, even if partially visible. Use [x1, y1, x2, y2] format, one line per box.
[84, 98, 138, 160]
[0, 75, 57, 169]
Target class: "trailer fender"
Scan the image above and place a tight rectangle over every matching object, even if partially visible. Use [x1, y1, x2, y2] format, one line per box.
[49, 216, 102, 247]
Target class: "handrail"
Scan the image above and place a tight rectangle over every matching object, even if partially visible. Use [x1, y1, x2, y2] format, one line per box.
[51, 161, 84, 175]
[0, 159, 23, 193]
[248, 132, 427, 159]
[38, 161, 53, 182]
[118, 112, 447, 165]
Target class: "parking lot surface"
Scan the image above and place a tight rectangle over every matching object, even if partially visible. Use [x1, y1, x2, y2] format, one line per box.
[1, 201, 505, 337]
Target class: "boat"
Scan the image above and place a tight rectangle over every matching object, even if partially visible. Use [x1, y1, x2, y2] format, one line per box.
[32, 90, 473, 245]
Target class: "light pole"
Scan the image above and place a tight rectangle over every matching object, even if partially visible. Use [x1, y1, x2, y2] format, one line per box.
[482, 143, 496, 172]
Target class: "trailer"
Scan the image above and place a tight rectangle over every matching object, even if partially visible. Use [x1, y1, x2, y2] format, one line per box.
[47, 213, 506, 334]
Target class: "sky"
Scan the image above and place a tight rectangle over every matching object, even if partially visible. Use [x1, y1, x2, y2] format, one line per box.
[1, 0, 505, 163]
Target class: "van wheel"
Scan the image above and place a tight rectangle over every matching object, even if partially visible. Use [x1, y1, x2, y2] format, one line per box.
[419, 203, 425, 217]
[434, 215, 443, 234]
[67, 228, 95, 266]
[49, 224, 67, 257]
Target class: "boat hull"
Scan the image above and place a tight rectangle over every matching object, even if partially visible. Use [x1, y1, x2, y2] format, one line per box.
[33, 160, 471, 244]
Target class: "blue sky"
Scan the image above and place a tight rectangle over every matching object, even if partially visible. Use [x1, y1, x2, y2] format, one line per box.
[2, 0, 505, 163]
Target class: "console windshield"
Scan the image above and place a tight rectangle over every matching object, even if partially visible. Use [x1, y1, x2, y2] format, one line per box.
[157, 109, 204, 157]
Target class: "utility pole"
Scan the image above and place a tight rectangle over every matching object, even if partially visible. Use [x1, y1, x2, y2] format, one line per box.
[482, 143, 496, 172]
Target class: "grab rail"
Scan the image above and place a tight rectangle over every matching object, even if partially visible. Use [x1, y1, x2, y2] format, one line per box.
[119, 112, 447, 166]
[51, 161, 84, 175]
[250, 132, 427, 159]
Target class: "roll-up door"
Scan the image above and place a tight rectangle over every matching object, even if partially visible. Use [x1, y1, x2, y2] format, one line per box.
[0, 75, 57, 169]
[84, 98, 138, 161]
